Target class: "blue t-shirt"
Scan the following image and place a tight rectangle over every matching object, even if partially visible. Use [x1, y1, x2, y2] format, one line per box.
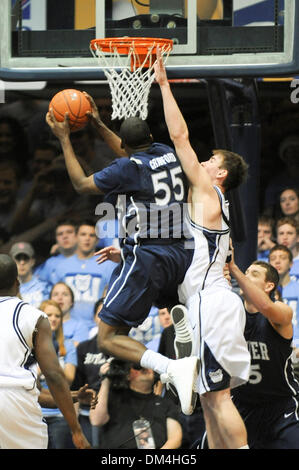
[52, 254, 115, 330]
[63, 317, 90, 345]
[281, 280, 299, 346]
[35, 254, 65, 285]
[93, 143, 190, 246]
[290, 258, 299, 283]
[20, 275, 51, 308]
[129, 306, 162, 345]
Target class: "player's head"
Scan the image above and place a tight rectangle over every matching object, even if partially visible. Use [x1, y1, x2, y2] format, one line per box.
[245, 260, 279, 297]
[202, 150, 248, 191]
[0, 254, 19, 295]
[119, 117, 153, 151]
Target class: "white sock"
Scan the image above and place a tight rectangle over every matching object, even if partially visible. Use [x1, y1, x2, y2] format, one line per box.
[140, 349, 171, 375]
[238, 445, 249, 449]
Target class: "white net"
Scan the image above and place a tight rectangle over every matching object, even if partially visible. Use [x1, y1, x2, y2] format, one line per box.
[91, 40, 172, 120]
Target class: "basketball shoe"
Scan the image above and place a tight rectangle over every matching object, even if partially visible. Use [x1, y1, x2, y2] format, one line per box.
[160, 356, 199, 415]
[171, 305, 195, 359]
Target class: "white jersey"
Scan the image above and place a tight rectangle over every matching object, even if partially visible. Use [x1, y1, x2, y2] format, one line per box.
[0, 296, 47, 390]
[179, 186, 231, 303]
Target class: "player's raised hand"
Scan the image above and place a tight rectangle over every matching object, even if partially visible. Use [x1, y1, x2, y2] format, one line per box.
[83, 92, 103, 126]
[46, 108, 70, 140]
[94, 246, 121, 264]
[154, 46, 168, 86]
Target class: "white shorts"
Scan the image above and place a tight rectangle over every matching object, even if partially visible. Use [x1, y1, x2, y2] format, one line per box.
[186, 286, 250, 395]
[0, 387, 48, 449]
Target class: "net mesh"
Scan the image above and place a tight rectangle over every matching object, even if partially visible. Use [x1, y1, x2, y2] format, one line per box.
[90, 40, 172, 120]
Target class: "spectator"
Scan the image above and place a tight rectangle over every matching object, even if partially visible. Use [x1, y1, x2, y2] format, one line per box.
[35, 219, 78, 284]
[257, 215, 276, 262]
[50, 282, 90, 347]
[52, 220, 115, 332]
[146, 307, 173, 352]
[0, 115, 30, 174]
[70, 123, 116, 174]
[269, 245, 299, 350]
[263, 135, 299, 214]
[71, 298, 108, 446]
[129, 306, 161, 348]
[0, 160, 22, 236]
[9, 242, 51, 308]
[38, 299, 78, 449]
[18, 141, 61, 199]
[279, 188, 299, 223]
[9, 157, 94, 241]
[276, 217, 299, 281]
[89, 359, 183, 449]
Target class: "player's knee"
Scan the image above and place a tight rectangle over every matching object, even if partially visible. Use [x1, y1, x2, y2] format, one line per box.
[200, 388, 231, 414]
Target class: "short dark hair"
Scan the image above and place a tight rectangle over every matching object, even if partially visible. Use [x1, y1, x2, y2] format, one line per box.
[55, 219, 78, 231]
[76, 219, 96, 233]
[258, 215, 275, 230]
[214, 149, 248, 191]
[269, 244, 293, 262]
[0, 255, 18, 291]
[119, 117, 152, 148]
[251, 260, 279, 295]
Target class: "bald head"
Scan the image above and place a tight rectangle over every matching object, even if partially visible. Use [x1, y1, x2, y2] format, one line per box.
[119, 117, 152, 149]
[0, 254, 18, 293]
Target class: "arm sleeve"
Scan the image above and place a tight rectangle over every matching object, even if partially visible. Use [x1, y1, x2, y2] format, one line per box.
[93, 159, 140, 195]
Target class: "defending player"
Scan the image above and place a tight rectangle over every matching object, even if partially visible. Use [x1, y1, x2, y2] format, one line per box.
[46, 103, 199, 416]
[154, 47, 251, 449]
[226, 255, 299, 449]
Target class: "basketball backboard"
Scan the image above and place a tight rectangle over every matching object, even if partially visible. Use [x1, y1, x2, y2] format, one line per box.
[0, 0, 298, 81]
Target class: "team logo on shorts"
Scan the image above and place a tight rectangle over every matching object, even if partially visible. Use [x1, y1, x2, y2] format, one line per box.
[209, 369, 223, 383]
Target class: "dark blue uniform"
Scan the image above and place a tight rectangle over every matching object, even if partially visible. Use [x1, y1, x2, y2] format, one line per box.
[93, 143, 193, 327]
[232, 310, 299, 449]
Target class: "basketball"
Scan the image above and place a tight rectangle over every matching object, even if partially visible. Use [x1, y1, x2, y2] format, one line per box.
[49, 89, 92, 132]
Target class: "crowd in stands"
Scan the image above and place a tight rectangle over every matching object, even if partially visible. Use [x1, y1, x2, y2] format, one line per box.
[0, 92, 298, 449]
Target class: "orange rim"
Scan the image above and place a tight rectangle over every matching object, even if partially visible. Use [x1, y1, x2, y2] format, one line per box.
[90, 37, 173, 55]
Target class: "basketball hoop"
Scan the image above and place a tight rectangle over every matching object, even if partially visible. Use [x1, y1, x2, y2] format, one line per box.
[90, 37, 173, 120]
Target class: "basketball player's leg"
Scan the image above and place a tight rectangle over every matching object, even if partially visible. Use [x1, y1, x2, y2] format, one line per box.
[200, 388, 248, 449]
[98, 321, 146, 363]
[98, 318, 199, 416]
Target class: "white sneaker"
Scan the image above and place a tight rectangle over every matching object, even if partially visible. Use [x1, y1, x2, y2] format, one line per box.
[161, 356, 199, 415]
[171, 305, 195, 359]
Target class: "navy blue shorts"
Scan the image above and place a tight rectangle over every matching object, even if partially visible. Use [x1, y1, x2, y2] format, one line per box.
[232, 395, 299, 449]
[100, 241, 193, 328]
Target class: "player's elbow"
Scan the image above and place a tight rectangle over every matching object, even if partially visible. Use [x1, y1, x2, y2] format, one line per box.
[170, 129, 189, 146]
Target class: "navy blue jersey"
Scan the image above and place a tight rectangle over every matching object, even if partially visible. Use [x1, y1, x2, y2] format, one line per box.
[93, 143, 190, 246]
[233, 309, 299, 403]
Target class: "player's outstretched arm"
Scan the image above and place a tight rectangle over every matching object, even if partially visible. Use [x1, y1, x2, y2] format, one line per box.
[84, 92, 127, 158]
[228, 249, 293, 328]
[154, 48, 213, 195]
[46, 110, 102, 195]
[34, 316, 91, 449]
